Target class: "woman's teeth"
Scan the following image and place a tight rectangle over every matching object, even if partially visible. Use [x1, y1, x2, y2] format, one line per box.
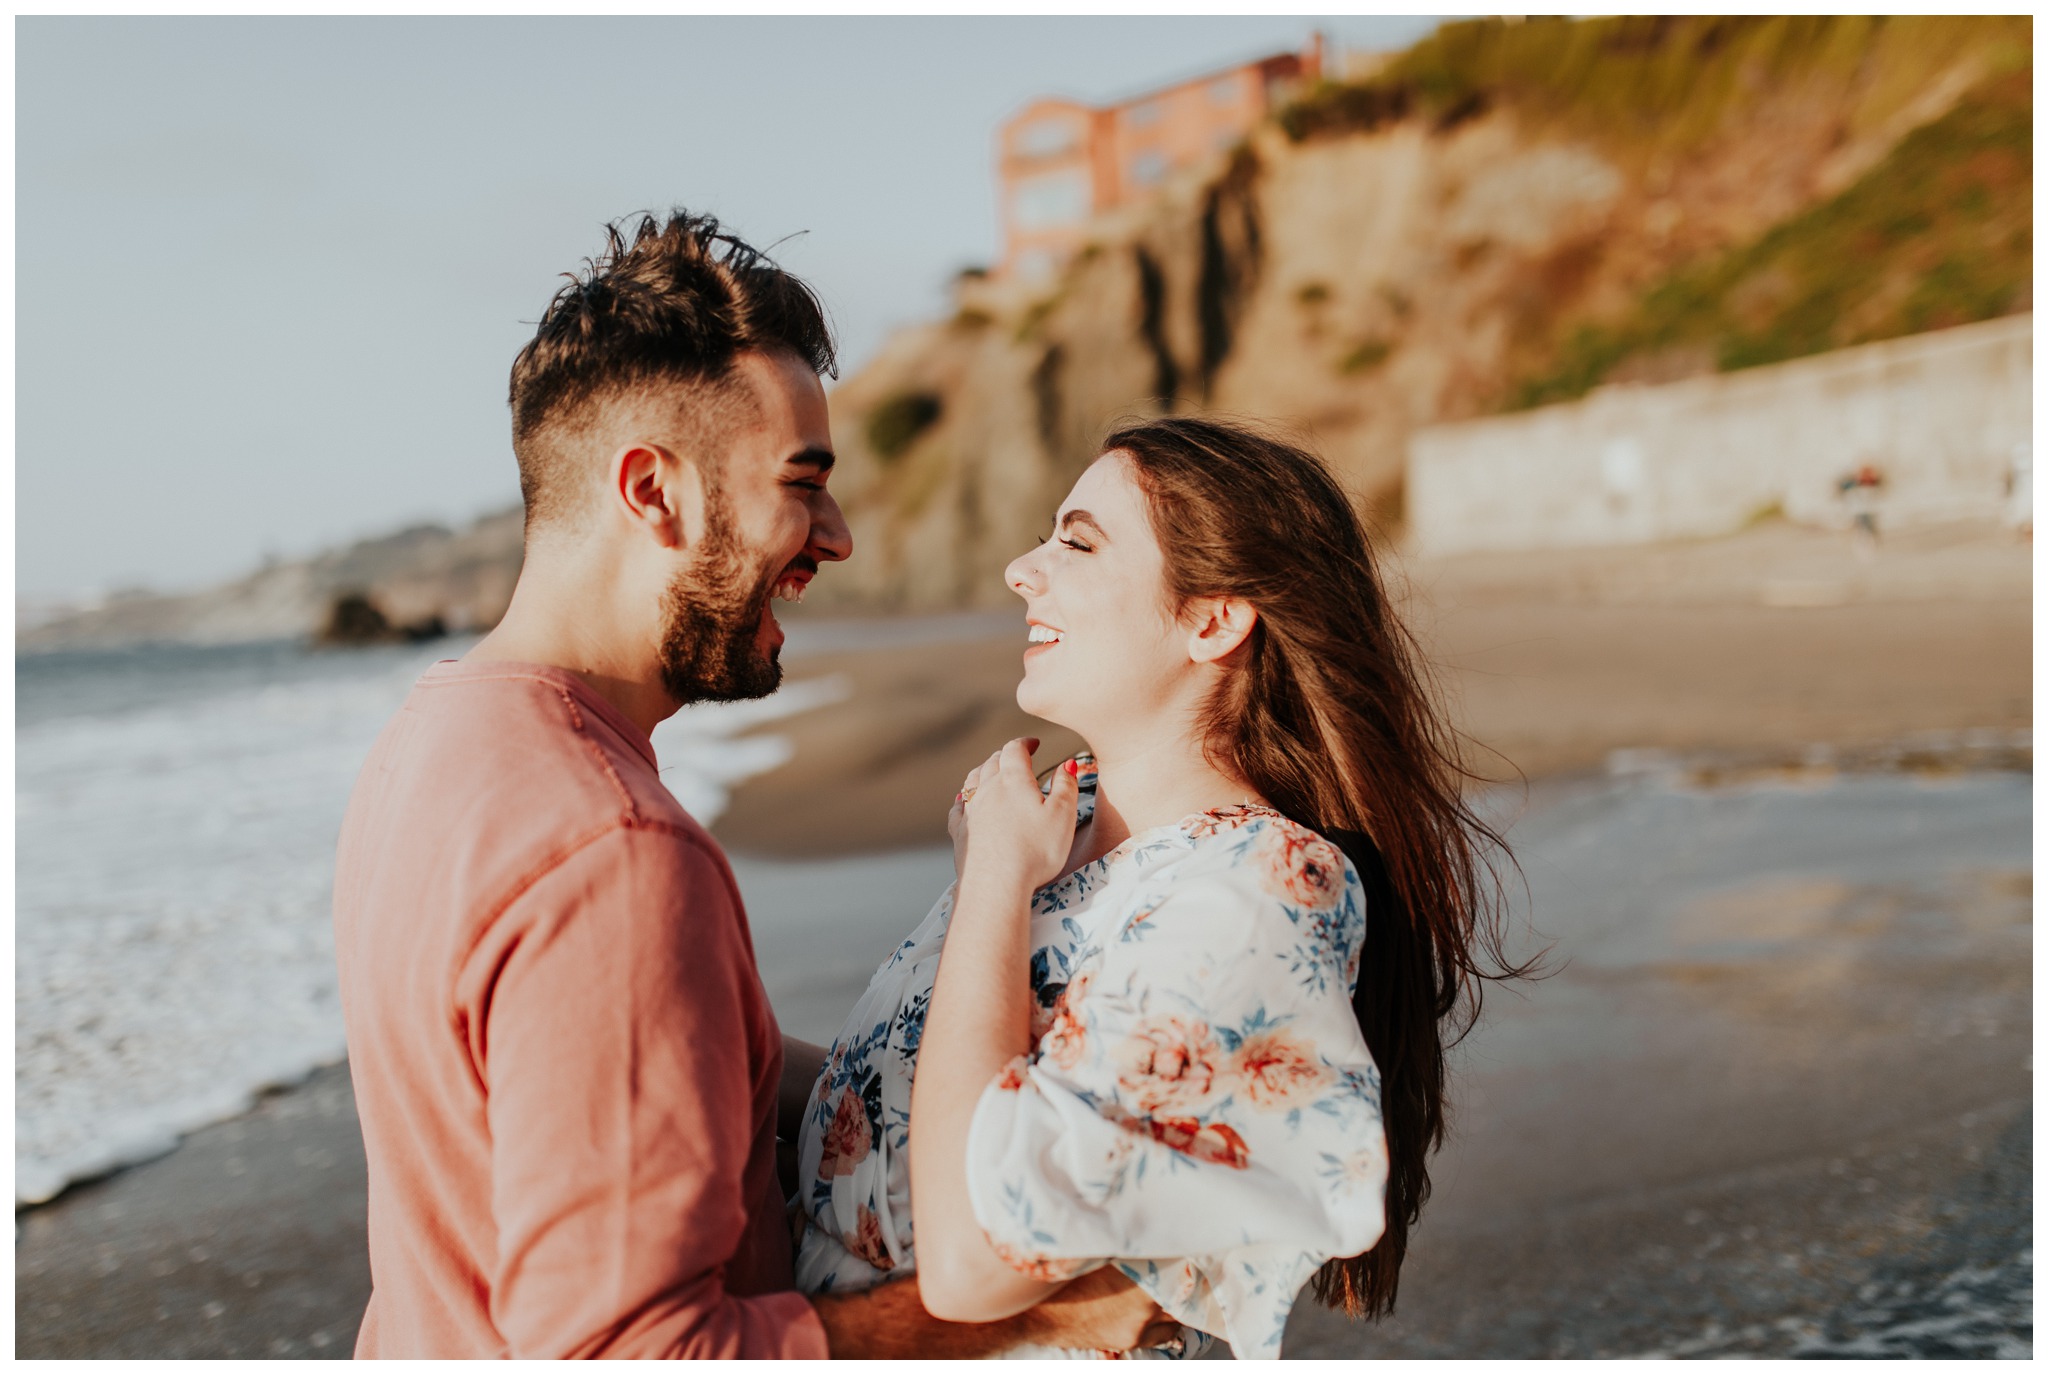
[1027, 626, 1063, 644]
[772, 578, 806, 604]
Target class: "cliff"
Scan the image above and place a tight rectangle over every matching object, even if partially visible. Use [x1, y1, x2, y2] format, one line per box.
[20, 507, 522, 652]
[813, 14, 2031, 610]
[26, 16, 2028, 645]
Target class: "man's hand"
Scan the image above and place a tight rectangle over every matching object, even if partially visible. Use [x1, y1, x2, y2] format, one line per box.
[1015, 1267, 1182, 1354]
[808, 1268, 1179, 1358]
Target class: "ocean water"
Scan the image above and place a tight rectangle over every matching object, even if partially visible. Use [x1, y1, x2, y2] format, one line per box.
[14, 638, 845, 1207]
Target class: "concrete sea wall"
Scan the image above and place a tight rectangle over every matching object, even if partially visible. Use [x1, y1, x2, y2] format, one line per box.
[1407, 314, 2033, 555]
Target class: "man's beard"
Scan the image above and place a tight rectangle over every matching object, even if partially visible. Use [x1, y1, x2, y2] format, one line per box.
[657, 518, 784, 706]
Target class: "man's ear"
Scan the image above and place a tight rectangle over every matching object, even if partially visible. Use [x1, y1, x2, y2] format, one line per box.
[609, 443, 706, 552]
[1185, 596, 1258, 665]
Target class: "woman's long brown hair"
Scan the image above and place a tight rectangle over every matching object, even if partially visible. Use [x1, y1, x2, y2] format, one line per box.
[1105, 415, 1529, 1320]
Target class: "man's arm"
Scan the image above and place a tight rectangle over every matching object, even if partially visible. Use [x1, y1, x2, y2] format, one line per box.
[464, 827, 827, 1358]
[779, 1033, 827, 1139]
[809, 1269, 1181, 1358]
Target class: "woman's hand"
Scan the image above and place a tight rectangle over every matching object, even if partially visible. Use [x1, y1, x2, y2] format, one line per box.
[948, 737, 1080, 892]
[914, 739, 1082, 1323]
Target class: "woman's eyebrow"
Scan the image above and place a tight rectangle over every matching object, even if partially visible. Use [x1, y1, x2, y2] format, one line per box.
[1059, 510, 1108, 540]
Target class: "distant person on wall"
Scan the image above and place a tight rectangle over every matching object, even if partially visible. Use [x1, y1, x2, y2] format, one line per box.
[789, 419, 1527, 1357]
[2004, 441, 2031, 539]
[329, 211, 1175, 1358]
[1838, 462, 1885, 559]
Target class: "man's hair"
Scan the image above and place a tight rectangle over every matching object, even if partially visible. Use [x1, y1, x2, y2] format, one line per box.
[507, 210, 837, 532]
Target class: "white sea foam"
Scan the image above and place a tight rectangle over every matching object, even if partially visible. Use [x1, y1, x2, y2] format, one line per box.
[14, 643, 846, 1206]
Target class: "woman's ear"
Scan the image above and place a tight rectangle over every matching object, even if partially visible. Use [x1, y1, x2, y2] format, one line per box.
[1185, 596, 1258, 665]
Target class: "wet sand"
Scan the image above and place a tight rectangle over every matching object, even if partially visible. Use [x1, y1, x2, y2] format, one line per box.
[1284, 769, 2033, 1358]
[714, 520, 2031, 856]
[15, 521, 2032, 1359]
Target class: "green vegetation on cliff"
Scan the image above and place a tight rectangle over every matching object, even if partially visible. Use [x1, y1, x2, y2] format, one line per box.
[816, 14, 2031, 609]
[1285, 15, 2030, 158]
[1282, 14, 2031, 411]
[1512, 65, 2032, 408]
[865, 390, 943, 462]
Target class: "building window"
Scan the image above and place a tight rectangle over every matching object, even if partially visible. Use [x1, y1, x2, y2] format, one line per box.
[1126, 100, 1160, 128]
[1130, 151, 1169, 187]
[1012, 168, 1091, 230]
[1015, 116, 1079, 159]
[1208, 76, 1239, 106]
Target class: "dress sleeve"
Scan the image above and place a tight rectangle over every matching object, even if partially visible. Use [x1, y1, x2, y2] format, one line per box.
[963, 817, 1388, 1359]
[468, 825, 828, 1359]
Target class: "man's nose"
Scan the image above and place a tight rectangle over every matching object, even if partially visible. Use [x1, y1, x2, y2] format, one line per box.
[809, 494, 853, 564]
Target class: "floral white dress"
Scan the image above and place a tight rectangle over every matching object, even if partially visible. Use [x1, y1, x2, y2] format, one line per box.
[793, 761, 1389, 1359]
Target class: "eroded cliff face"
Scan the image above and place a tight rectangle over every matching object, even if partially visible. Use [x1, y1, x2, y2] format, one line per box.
[812, 24, 2018, 612]
[28, 20, 2022, 646]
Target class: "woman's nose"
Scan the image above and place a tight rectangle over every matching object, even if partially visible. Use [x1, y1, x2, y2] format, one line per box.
[1005, 549, 1040, 597]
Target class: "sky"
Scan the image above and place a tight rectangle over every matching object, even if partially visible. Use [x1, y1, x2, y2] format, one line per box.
[18, 16, 1447, 602]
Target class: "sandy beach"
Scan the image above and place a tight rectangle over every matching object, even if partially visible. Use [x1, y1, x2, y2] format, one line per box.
[16, 520, 2031, 1359]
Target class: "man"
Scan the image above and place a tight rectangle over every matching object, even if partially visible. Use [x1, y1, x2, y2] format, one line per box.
[332, 212, 1172, 1357]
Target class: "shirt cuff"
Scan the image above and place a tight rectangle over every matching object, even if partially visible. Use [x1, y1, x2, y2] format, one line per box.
[754, 1289, 832, 1359]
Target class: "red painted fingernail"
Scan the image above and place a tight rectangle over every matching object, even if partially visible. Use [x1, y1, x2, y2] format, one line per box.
[1064, 759, 1079, 776]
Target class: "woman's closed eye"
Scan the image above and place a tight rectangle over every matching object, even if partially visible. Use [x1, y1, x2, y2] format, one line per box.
[1040, 529, 1094, 553]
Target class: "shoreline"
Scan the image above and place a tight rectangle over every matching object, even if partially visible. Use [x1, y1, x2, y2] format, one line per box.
[16, 724, 2029, 1224]
[18, 762, 2030, 1358]
[17, 520, 2031, 1357]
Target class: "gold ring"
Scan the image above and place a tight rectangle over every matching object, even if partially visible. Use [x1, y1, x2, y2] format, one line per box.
[957, 786, 977, 805]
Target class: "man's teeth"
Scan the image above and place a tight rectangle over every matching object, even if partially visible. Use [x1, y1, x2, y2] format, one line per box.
[1027, 626, 1063, 644]
[773, 579, 806, 604]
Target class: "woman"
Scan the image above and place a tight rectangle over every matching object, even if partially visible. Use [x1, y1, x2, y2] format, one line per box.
[793, 418, 1517, 1357]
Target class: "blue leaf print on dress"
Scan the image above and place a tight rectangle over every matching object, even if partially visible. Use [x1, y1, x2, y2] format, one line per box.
[792, 800, 1385, 1360]
[893, 989, 930, 1064]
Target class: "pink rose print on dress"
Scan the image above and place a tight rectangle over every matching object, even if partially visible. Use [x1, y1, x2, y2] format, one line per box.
[1101, 1100, 1253, 1170]
[1182, 804, 1268, 840]
[850, 1203, 896, 1271]
[816, 1087, 872, 1179]
[1148, 1116, 1252, 1170]
[985, 1231, 1092, 1283]
[1038, 969, 1094, 1070]
[1112, 1015, 1227, 1116]
[993, 1055, 1031, 1092]
[1331, 1147, 1385, 1189]
[1231, 1029, 1330, 1109]
[1257, 824, 1346, 911]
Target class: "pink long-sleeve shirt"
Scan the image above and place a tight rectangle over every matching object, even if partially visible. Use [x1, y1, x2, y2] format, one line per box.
[332, 658, 828, 1359]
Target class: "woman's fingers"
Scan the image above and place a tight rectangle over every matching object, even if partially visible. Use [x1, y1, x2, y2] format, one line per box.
[1002, 737, 1039, 773]
[957, 754, 995, 803]
[1045, 753, 1081, 818]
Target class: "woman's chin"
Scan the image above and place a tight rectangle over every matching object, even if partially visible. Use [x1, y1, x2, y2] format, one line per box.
[1013, 679, 1067, 730]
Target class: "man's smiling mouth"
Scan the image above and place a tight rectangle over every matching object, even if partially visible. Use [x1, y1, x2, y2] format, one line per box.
[771, 557, 819, 604]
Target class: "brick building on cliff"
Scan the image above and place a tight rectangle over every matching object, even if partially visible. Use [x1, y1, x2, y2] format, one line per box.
[995, 36, 1325, 282]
